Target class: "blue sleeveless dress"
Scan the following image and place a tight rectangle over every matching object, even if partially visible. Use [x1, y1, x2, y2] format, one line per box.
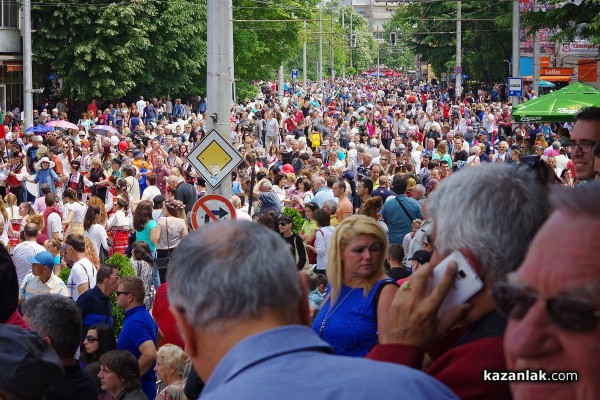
[312, 278, 396, 357]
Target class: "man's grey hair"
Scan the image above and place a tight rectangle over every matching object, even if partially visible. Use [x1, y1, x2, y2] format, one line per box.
[261, 180, 273, 190]
[413, 184, 426, 196]
[550, 182, 600, 218]
[322, 199, 338, 215]
[21, 294, 82, 359]
[231, 195, 242, 208]
[427, 163, 550, 284]
[168, 221, 301, 332]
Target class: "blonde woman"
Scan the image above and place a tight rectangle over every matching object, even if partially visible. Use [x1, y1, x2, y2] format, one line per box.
[0, 196, 13, 247]
[4, 193, 20, 223]
[155, 344, 189, 400]
[432, 141, 453, 169]
[311, 215, 398, 357]
[84, 237, 101, 271]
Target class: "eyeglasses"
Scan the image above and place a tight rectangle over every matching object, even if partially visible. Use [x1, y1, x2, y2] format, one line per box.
[116, 291, 131, 297]
[86, 335, 99, 343]
[491, 282, 600, 332]
[566, 140, 597, 154]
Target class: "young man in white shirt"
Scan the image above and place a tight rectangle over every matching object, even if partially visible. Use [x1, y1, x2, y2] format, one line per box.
[65, 234, 96, 301]
[44, 193, 63, 240]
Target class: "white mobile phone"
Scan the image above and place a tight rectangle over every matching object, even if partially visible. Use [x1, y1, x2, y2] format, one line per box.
[427, 250, 484, 317]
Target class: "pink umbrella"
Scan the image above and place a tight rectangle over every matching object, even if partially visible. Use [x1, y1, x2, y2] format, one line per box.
[46, 120, 79, 130]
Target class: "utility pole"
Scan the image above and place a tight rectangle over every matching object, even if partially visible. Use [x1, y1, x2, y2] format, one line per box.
[303, 20, 307, 88]
[455, 0, 462, 102]
[350, 12, 353, 70]
[330, 1, 334, 82]
[319, 2, 323, 87]
[532, 0, 540, 96]
[23, 0, 33, 130]
[512, 0, 520, 107]
[377, 25, 380, 87]
[342, 8, 345, 79]
[205, 0, 234, 198]
[278, 64, 284, 102]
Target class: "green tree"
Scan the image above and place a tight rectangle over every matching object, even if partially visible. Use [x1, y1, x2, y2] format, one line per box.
[32, 0, 207, 101]
[388, 1, 512, 84]
[522, 0, 600, 44]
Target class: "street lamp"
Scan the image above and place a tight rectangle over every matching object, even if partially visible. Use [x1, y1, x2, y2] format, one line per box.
[503, 60, 512, 76]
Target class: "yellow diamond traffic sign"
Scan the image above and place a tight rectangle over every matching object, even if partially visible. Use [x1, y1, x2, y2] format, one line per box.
[187, 129, 243, 189]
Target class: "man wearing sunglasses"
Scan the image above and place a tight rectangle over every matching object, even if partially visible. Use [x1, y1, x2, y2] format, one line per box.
[116, 276, 162, 400]
[499, 183, 600, 400]
[367, 163, 550, 400]
[76, 264, 119, 346]
[568, 107, 600, 184]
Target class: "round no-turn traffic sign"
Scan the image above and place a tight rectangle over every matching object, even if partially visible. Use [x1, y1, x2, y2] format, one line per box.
[190, 194, 237, 230]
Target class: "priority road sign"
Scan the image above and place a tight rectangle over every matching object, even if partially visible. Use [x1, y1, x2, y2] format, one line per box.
[190, 194, 237, 230]
[186, 129, 243, 189]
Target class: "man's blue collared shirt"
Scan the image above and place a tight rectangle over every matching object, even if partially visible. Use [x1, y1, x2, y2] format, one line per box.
[200, 325, 458, 400]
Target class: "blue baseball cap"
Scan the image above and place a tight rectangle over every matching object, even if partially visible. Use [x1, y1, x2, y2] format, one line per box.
[27, 251, 55, 269]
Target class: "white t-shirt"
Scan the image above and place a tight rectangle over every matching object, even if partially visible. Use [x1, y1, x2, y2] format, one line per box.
[13, 241, 47, 287]
[68, 258, 97, 301]
[69, 202, 87, 224]
[141, 185, 161, 203]
[84, 224, 108, 258]
[47, 212, 63, 239]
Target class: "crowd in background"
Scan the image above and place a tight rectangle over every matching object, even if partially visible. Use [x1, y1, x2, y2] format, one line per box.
[1, 74, 599, 400]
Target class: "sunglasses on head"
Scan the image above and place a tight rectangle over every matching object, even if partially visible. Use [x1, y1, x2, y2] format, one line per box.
[85, 335, 98, 343]
[491, 282, 600, 332]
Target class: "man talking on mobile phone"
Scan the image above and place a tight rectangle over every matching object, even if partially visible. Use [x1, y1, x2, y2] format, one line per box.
[367, 163, 550, 400]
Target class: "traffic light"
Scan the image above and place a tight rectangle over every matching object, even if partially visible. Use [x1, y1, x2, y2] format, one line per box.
[350, 34, 356, 48]
[390, 32, 397, 47]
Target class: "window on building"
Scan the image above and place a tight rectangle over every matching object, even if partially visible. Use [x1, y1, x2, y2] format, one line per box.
[2, 0, 19, 28]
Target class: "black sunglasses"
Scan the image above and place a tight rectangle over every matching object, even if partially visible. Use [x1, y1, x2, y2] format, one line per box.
[279, 221, 290, 226]
[116, 291, 131, 297]
[491, 282, 600, 332]
[85, 335, 98, 343]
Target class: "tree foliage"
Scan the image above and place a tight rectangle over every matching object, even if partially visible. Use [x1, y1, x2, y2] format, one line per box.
[388, 1, 513, 84]
[522, 0, 600, 44]
[232, 0, 318, 82]
[32, 0, 207, 101]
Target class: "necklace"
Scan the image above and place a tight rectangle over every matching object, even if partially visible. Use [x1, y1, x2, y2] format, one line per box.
[318, 287, 356, 337]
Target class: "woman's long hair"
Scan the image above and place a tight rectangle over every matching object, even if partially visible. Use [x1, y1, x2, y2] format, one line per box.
[83, 323, 117, 364]
[131, 241, 154, 265]
[83, 205, 101, 232]
[133, 200, 153, 232]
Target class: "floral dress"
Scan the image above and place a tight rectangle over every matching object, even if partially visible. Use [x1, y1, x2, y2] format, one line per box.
[131, 259, 155, 310]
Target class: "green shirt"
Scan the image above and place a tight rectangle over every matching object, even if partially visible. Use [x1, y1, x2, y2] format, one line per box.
[136, 220, 157, 251]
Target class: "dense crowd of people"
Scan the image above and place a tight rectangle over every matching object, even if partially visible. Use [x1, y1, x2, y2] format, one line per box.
[1, 75, 600, 400]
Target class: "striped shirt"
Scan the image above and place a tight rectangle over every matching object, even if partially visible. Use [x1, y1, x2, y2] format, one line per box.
[19, 273, 69, 302]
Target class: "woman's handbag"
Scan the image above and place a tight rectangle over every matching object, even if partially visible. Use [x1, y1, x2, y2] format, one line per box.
[306, 236, 317, 265]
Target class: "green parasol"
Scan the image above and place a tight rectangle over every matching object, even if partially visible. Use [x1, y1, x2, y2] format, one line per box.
[512, 82, 600, 122]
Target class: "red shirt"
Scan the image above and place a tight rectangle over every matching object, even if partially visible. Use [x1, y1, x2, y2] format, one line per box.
[152, 283, 185, 349]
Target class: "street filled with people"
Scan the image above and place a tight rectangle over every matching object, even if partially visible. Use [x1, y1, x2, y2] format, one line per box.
[1, 75, 600, 400]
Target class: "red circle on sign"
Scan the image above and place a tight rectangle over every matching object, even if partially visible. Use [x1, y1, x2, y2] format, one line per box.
[190, 194, 237, 230]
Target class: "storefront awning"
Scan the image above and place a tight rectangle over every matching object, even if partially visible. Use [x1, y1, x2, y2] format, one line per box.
[522, 75, 571, 82]
[3, 61, 23, 72]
